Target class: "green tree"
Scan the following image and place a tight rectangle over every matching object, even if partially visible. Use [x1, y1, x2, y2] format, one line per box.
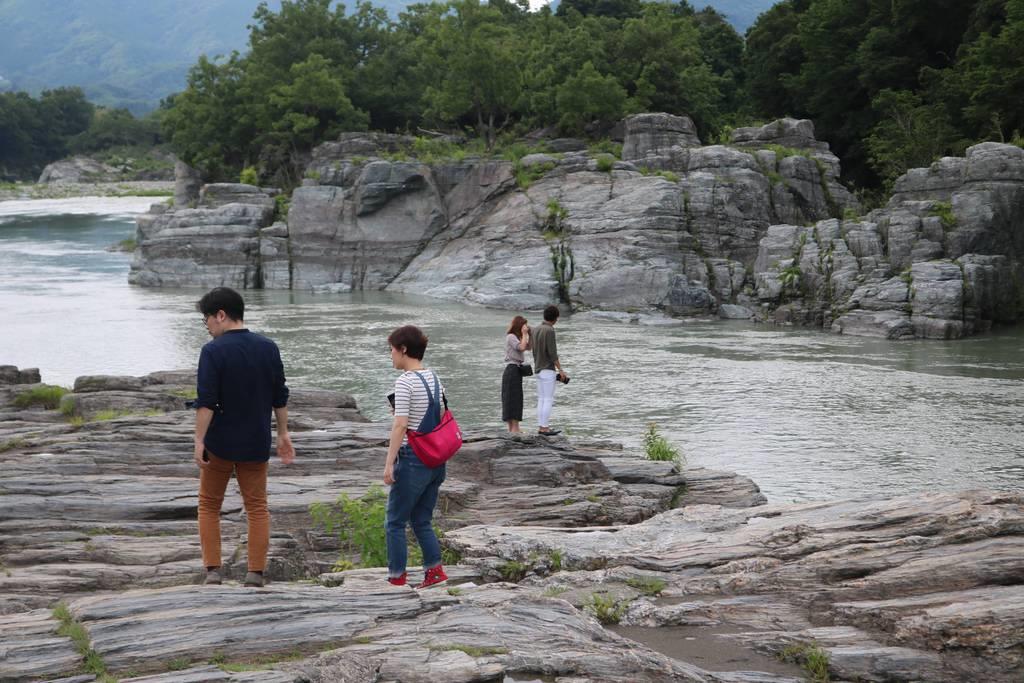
[556, 61, 627, 133]
[268, 54, 367, 150]
[866, 89, 962, 187]
[419, 0, 524, 148]
[69, 108, 161, 153]
[617, 5, 725, 136]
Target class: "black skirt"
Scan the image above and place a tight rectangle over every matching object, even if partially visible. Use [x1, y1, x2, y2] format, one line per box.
[501, 363, 524, 422]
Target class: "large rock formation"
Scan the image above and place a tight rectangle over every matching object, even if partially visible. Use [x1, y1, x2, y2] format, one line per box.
[131, 114, 853, 314]
[129, 183, 277, 288]
[753, 143, 1024, 339]
[129, 116, 1023, 338]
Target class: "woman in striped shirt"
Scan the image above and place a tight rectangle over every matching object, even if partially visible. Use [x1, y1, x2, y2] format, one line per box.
[383, 324, 448, 589]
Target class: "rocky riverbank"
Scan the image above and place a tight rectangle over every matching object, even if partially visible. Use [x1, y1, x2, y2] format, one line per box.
[1, 364, 1021, 682]
[128, 113, 1024, 340]
[0, 180, 173, 202]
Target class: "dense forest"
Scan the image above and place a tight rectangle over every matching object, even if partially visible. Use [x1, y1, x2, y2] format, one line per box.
[0, 88, 163, 181]
[3, 0, 1023, 195]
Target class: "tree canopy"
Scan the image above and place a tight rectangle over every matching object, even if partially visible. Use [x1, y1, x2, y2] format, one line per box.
[6, 0, 1024, 193]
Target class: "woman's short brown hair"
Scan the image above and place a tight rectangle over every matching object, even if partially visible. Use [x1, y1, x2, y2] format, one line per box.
[388, 325, 429, 360]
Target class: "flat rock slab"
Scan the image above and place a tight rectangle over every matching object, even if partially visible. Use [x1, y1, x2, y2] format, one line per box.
[67, 584, 423, 671]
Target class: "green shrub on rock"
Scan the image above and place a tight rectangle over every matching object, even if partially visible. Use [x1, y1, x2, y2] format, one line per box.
[643, 423, 683, 466]
[239, 166, 259, 185]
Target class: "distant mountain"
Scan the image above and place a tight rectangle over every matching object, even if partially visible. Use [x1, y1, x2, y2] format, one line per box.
[692, 0, 775, 32]
[0, 0, 776, 113]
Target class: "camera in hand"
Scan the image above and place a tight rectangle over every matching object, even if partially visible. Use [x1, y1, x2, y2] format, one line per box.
[556, 372, 570, 385]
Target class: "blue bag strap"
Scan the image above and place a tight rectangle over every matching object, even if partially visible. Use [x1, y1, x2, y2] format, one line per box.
[412, 371, 444, 431]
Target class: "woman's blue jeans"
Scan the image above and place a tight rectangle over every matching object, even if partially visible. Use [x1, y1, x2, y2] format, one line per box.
[386, 446, 446, 578]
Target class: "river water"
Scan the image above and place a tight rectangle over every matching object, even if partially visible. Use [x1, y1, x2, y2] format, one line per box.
[2, 198, 1022, 502]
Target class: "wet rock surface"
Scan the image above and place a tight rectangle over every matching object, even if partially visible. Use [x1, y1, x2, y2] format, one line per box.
[1, 364, 1018, 682]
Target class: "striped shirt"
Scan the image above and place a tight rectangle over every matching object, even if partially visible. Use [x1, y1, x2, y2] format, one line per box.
[394, 369, 446, 439]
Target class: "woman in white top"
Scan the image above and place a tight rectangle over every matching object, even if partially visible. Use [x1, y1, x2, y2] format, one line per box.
[383, 325, 448, 589]
[501, 315, 531, 433]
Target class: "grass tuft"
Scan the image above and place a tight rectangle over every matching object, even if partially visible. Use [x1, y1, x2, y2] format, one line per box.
[497, 560, 529, 582]
[13, 385, 69, 410]
[643, 423, 684, 467]
[626, 576, 667, 596]
[779, 642, 831, 683]
[585, 592, 627, 624]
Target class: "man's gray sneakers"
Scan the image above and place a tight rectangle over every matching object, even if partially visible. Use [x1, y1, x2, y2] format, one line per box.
[244, 571, 266, 587]
[204, 569, 223, 585]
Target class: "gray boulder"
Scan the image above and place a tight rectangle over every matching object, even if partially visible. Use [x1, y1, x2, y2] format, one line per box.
[0, 366, 41, 385]
[37, 156, 118, 184]
[621, 112, 701, 165]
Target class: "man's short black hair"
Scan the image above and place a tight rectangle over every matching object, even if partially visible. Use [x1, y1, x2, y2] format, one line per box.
[388, 325, 429, 360]
[197, 287, 245, 321]
[543, 305, 561, 322]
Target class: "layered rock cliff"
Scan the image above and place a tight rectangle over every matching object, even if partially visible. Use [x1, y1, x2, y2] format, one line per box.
[753, 142, 1024, 339]
[130, 114, 1024, 339]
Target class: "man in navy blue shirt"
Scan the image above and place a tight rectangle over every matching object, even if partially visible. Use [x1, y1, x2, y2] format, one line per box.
[194, 287, 294, 587]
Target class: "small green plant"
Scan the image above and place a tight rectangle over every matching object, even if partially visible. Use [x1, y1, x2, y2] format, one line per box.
[54, 602, 109, 676]
[585, 593, 627, 624]
[759, 143, 812, 160]
[13, 385, 68, 410]
[208, 652, 227, 665]
[778, 264, 802, 291]
[310, 486, 388, 568]
[91, 409, 162, 422]
[0, 437, 28, 453]
[586, 493, 601, 503]
[412, 136, 465, 163]
[380, 149, 410, 162]
[304, 169, 321, 181]
[117, 238, 137, 251]
[544, 199, 569, 235]
[595, 154, 615, 173]
[274, 194, 290, 221]
[899, 267, 913, 285]
[497, 560, 529, 582]
[549, 549, 563, 572]
[332, 559, 356, 572]
[430, 644, 509, 657]
[447, 586, 463, 596]
[643, 423, 683, 466]
[626, 576, 667, 596]
[67, 416, 86, 429]
[928, 201, 957, 231]
[779, 643, 831, 683]
[656, 170, 680, 183]
[515, 161, 555, 190]
[842, 207, 860, 221]
[501, 142, 532, 164]
[166, 658, 191, 671]
[170, 387, 198, 400]
[543, 585, 568, 597]
[239, 166, 259, 185]
[588, 139, 622, 158]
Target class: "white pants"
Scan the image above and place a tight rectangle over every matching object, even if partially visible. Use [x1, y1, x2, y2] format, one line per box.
[536, 369, 557, 428]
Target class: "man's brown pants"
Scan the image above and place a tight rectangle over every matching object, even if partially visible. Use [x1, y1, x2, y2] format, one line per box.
[198, 452, 269, 572]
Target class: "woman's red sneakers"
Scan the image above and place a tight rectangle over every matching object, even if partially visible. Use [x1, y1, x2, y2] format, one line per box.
[387, 572, 407, 586]
[416, 565, 448, 589]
